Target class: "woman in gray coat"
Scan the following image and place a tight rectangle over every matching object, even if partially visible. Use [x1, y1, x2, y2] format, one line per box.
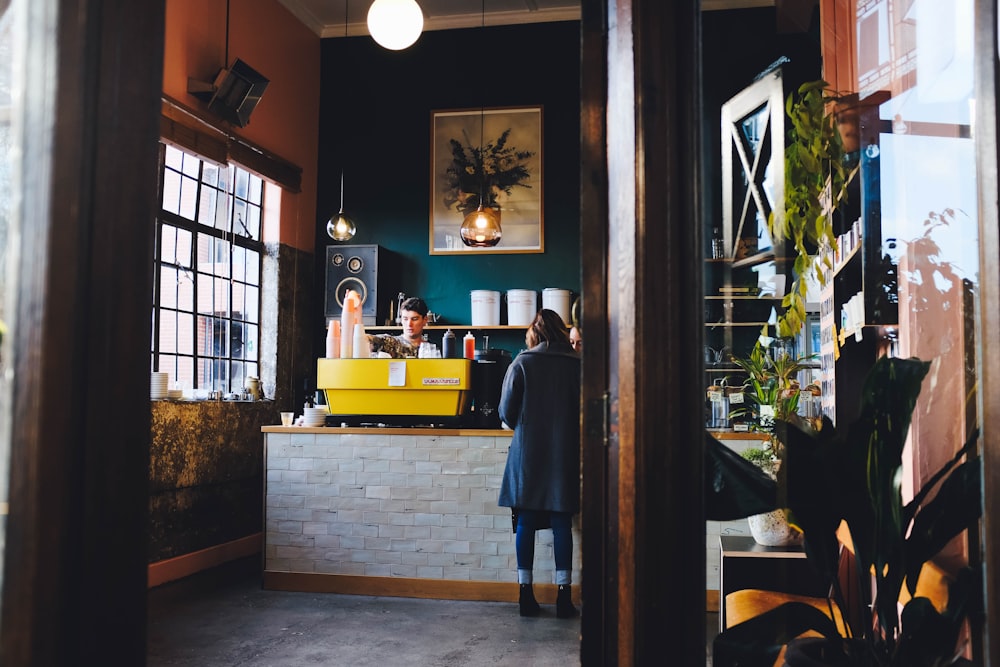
[498, 309, 581, 618]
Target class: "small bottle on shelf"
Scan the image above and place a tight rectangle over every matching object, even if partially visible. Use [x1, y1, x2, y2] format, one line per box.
[711, 227, 725, 259]
[442, 329, 457, 358]
[463, 331, 476, 359]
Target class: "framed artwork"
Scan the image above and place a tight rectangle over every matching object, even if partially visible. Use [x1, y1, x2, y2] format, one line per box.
[429, 106, 544, 254]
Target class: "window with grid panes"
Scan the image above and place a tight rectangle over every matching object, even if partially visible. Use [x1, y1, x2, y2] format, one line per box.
[152, 143, 263, 394]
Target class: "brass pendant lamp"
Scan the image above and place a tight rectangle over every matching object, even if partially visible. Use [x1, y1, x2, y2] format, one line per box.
[326, 1, 358, 243]
[459, 1, 502, 248]
[326, 171, 357, 242]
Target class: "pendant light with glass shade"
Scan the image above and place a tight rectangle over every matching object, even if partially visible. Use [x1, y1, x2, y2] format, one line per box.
[367, 0, 424, 51]
[326, 1, 358, 242]
[327, 171, 357, 241]
[459, 0, 502, 248]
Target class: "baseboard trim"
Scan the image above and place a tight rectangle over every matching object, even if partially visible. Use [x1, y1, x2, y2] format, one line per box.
[263, 571, 580, 605]
[148, 534, 262, 588]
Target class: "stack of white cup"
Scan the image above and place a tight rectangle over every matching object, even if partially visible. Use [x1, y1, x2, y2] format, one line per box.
[151, 372, 169, 399]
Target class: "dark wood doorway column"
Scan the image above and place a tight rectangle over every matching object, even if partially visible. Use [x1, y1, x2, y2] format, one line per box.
[0, 0, 164, 664]
[580, 0, 705, 664]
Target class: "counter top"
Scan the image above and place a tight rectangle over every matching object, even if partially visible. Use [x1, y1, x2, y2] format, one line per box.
[261, 425, 511, 436]
[706, 429, 771, 440]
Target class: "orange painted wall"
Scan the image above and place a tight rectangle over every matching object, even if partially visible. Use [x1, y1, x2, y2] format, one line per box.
[163, 0, 320, 253]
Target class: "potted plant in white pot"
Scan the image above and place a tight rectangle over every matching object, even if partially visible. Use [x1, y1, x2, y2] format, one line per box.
[729, 340, 817, 546]
[714, 356, 982, 666]
[740, 444, 803, 547]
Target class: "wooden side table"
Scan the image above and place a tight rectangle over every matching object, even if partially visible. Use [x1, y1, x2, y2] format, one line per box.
[719, 535, 830, 631]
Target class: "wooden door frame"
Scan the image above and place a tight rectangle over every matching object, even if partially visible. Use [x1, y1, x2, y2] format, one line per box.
[579, 0, 613, 662]
[974, 0, 1000, 663]
[0, 0, 164, 663]
[580, 0, 705, 664]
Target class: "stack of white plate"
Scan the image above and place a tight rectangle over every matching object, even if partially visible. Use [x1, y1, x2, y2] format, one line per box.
[151, 372, 169, 399]
[302, 406, 328, 427]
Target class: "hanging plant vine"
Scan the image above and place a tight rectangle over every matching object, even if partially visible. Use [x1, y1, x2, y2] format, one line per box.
[769, 80, 857, 337]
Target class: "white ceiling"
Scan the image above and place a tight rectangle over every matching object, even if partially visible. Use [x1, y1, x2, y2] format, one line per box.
[279, 0, 776, 39]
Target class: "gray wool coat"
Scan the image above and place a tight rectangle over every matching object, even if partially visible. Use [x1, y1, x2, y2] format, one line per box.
[497, 342, 581, 514]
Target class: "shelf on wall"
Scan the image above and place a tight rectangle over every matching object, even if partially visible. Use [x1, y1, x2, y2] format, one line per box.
[730, 251, 796, 269]
[829, 242, 861, 279]
[705, 321, 771, 327]
[366, 325, 528, 332]
[704, 295, 782, 301]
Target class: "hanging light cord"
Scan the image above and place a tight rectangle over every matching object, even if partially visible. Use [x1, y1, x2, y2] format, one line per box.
[341, 2, 348, 215]
[478, 0, 486, 206]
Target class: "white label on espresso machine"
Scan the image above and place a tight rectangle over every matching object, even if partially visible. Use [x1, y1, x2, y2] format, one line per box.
[422, 377, 461, 385]
[388, 361, 407, 386]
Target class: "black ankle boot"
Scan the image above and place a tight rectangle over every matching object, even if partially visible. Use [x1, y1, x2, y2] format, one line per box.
[556, 584, 578, 618]
[519, 583, 540, 617]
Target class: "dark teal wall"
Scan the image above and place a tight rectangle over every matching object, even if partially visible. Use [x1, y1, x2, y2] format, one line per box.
[316, 22, 581, 354]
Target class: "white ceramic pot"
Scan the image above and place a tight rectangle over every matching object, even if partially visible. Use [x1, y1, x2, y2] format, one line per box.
[748, 509, 804, 547]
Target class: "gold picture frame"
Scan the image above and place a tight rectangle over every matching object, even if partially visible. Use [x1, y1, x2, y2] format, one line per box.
[429, 105, 544, 254]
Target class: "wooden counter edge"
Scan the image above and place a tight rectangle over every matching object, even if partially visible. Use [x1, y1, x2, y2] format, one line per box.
[261, 426, 512, 436]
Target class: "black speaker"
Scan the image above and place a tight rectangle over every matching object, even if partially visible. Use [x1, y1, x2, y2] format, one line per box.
[325, 245, 398, 325]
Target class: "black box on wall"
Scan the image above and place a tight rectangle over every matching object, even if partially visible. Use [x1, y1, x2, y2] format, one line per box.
[324, 245, 399, 326]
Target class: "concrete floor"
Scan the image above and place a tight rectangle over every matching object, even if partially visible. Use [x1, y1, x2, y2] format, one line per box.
[147, 557, 582, 666]
[147, 557, 719, 666]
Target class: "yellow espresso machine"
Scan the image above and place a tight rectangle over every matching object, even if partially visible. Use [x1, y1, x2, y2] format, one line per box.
[317, 358, 473, 426]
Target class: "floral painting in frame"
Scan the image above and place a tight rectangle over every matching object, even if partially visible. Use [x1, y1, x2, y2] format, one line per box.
[430, 106, 543, 254]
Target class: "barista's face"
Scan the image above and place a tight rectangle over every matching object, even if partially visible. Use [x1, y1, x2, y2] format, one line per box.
[400, 309, 427, 342]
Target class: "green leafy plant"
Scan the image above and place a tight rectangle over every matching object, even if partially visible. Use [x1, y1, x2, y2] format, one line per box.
[729, 340, 816, 432]
[442, 128, 534, 217]
[769, 80, 857, 338]
[741, 445, 778, 478]
[714, 356, 982, 666]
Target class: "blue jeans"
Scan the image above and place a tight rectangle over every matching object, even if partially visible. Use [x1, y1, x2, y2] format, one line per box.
[515, 509, 573, 583]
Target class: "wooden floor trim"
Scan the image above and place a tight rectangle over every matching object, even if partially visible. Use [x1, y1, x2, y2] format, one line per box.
[148, 534, 262, 588]
[263, 571, 581, 604]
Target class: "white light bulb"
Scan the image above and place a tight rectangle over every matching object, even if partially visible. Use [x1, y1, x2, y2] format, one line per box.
[367, 0, 424, 51]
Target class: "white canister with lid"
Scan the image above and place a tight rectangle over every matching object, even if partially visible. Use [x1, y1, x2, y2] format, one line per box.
[506, 289, 537, 326]
[542, 288, 572, 325]
[470, 290, 500, 326]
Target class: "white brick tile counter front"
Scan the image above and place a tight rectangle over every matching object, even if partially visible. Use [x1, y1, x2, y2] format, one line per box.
[262, 426, 582, 602]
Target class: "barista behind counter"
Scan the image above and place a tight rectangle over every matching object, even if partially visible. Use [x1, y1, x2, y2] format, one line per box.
[368, 296, 429, 358]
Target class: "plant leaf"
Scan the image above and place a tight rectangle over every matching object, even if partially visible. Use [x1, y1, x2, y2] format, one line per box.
[713, 602, 842, 667]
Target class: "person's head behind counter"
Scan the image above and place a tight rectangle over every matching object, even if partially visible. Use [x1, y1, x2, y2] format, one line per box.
[569, 326, 582, 352]
[398, 297, 429, 346]
[367, 296, 430, 358]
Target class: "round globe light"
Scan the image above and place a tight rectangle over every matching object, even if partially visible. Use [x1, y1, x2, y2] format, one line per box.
[367, 0, 424, 51]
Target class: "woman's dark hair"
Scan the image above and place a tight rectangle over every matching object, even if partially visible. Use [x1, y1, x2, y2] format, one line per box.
[526, 309, 571, 348]
[399, 297, 428, 316]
